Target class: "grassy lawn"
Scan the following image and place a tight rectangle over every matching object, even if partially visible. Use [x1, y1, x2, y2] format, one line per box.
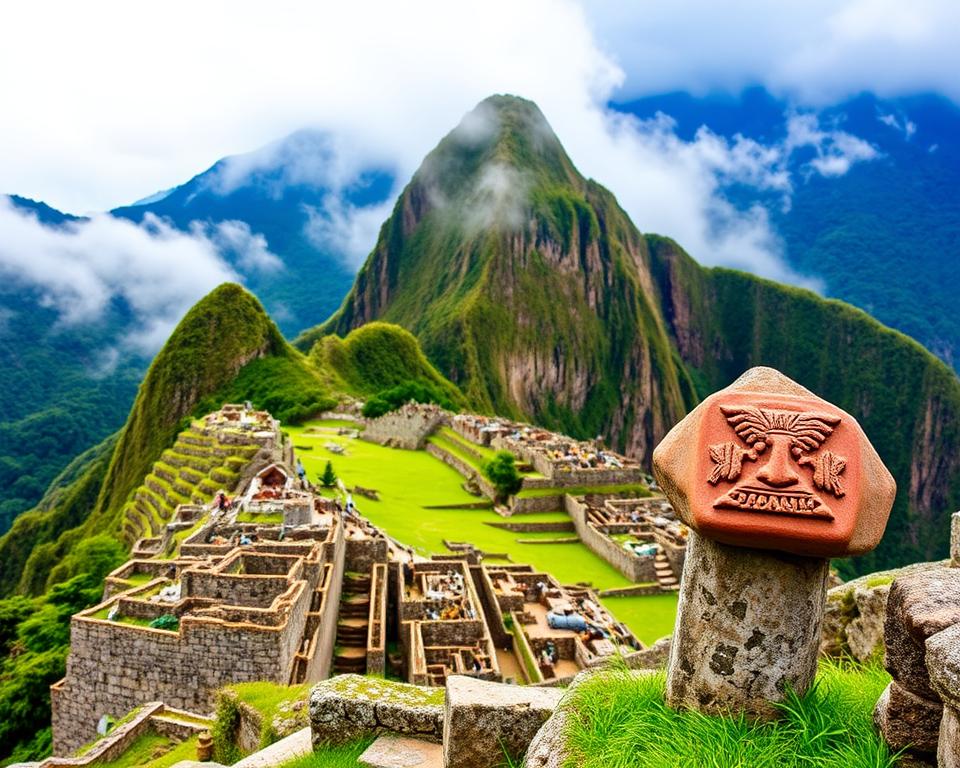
[516, 483, 650, 499]
[600, 594, 678, 646]
[236, 511, 284, 525]
[564, 659, 895, 768]
[286, 420, 677, 641]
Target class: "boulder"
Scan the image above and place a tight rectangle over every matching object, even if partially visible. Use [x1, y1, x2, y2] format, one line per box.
[884, 568, 960, 699]
[309, 676, 443, 747]
[443, 675, 563, 768]
[873, 680, 942, 755]
[926, 622, 960, 709]
[665, 531, 829, 719]
[941, 705, 960, 768]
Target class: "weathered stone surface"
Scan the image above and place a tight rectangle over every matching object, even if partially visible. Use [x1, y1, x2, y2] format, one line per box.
[443, 675, 563, 768]
[884, 567, 960, 699]
[953, 511, 960, 567]
[309, 676, 443, 747]
[940, 704, 960, 768]
[653, 366, 895, 558]
[926, 623, 960, 709]
[666, 531, 829, 719]
[874, 680, 942, 755]
[359, 735, 443, 768]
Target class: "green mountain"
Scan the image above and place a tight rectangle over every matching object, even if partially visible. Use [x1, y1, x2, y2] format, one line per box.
[302, 94, 960, 575]
[301, 95, 693, 460]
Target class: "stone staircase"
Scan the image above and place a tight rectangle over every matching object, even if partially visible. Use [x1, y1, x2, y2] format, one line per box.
[654, 552, 679, 591]
[333, 572, 372, 674]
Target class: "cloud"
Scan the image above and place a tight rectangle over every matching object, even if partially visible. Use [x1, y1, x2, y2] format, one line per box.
[877, 111, 918, 139]
[302, 195, 395, 268]
[0, 0, 927, 301]
[198, 220, 283, 273]
[0, 198, 240, 355]
[784, 113, 879, 177]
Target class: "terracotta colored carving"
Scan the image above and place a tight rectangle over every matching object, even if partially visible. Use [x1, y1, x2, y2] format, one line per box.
[653, 367, 896, 558]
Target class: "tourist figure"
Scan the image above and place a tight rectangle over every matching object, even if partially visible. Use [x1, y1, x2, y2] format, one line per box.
[296, 459, 307, 486]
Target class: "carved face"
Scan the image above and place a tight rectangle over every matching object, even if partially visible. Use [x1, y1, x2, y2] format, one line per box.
[691, 391, 862, 555]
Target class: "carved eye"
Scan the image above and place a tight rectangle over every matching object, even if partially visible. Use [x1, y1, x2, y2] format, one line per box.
[753, 441, 766, 454]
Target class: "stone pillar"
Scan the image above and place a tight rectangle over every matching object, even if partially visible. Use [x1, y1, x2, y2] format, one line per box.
[666, 531, 829, 719]
[654, 367, 896, 720]
[926, 622, 960, 766]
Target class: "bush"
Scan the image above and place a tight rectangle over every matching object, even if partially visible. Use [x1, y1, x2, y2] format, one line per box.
[483, 451, 522, 501]
[148, 615, 179, 631]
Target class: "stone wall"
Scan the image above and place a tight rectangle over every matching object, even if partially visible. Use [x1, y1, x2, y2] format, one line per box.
[361, 403, 448, 450]
[345, 537, 389, 574]
[52, 574, 315, 754]
[509, 493, 564, 514]
[564, 496, 658, 583]
[425, 443, 497, 500]
[367, 563, 388, 676]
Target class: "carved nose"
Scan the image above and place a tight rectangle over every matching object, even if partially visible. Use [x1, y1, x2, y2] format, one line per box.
[756, 437, 800, 487]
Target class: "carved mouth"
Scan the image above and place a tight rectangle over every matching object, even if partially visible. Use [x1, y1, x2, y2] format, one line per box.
[712, 485, 834, 520]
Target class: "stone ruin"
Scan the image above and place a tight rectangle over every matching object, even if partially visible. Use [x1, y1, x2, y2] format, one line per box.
[874, 510, 960, 766]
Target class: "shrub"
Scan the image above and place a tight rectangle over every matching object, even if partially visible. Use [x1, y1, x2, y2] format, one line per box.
[148, 615, 179, 632]
[361, 380, 456, 419]
[483, 451, 522, 501]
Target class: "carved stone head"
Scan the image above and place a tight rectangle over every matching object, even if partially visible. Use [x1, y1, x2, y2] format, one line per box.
[653, 367, 895, 557]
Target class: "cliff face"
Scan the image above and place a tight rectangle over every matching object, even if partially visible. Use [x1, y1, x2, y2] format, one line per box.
[304, 95, 693, 460]
[300, 94, 960, 572]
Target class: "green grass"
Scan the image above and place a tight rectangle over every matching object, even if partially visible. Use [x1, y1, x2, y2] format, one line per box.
[564, 659, 895, 768]
[271, 738, 375, 768]
[235, 511, 284, 525]
[288, 420, 676, 641]
[228, 681, 309, 720]
[515, 484, 649, 499]
[93, 730, 178, 768]
[600, 594, 678, 647]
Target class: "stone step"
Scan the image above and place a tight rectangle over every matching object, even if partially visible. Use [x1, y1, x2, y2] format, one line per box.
[359, 735, 443, 768]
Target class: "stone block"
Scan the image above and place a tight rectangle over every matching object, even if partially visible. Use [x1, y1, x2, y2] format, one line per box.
[442, 675, 563, 768]
[359, 735, 442, 768]
[941, 704, 960, 768]
[926, 622, 960, 709]
[884, 567, 960, 699]
[873, 680, 942, 755]
[309, 676, 443, 747]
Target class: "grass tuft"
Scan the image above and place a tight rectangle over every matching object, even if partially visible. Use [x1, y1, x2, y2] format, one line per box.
[564, 658, 896, 768]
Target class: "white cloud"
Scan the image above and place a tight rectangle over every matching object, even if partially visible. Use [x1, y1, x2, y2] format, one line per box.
[0, 0, 937, 309]
[784, 113, 879, 177]
[302, 195, 395, 268]
[199, 220, 283, 274]
[0, 198, 240, 354]
[877, 111, 918, 139]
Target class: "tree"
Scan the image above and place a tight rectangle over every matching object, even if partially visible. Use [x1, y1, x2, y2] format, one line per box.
[320, 461, 338, 488]
[483, 451, 522, 501]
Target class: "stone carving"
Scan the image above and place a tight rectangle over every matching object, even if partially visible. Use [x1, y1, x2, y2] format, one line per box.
[707, 404, 847, 521]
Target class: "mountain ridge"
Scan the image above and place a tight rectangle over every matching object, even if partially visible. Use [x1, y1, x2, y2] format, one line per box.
[302, 93, 960, 574]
